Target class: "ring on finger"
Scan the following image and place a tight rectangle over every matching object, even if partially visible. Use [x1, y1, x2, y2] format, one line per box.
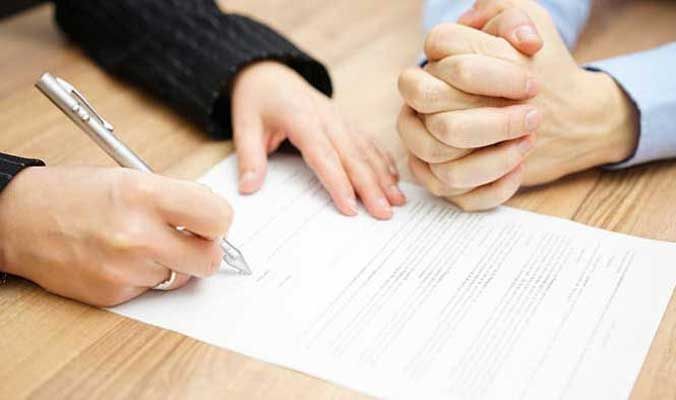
[153, 270, 177, 291]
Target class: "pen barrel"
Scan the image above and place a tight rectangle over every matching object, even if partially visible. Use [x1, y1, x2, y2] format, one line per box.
[83, 122, 153, 172]
[36, 73, 153, 173]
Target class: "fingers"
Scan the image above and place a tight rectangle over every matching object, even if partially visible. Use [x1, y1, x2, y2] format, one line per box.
[363, 140, 407, 207]
[457, 0, 514, 28]
[408, 132, 533, 210]
[429, 135, 534, 189]
[397, 105, 471, 163]
[422, 105, 541, 148]
[327, 123, 396, 220]
[482, 7, 543, 55]
[447, 163, 525, 211]
[233, 111, 268, 194]
[398, 67, 511, 114]
[152, 226, 225, 278]
[409, 155, 470, 197]
[424, 22, 523, 63]
[288, 115, 359, 217]
[408, 134, 532, 198]
[426, 54, 538, 100]
[149, 177, 233, 240]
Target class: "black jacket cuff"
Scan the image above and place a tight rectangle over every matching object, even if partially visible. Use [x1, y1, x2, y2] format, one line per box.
[54, 0, 333, 139]
[0, 153, 45, 193]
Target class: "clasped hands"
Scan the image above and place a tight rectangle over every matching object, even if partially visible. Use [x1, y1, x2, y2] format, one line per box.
[397, 0, 638, 211]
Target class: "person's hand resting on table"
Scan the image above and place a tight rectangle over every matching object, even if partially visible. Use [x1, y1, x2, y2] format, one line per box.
[233, 61, 406, 220]
[397, 0, 638, 210]
[0, 167, 232, 306]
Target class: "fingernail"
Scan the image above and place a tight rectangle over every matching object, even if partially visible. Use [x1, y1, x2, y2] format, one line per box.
[378, 197, 393, 213]
[524, 109, 542, 132]
[514, 25, 539, 44]
[518, 136, 535, 155]
[388, 163, 398, 177]
[388, 184, 406, 201]
[239, 170, 257, 188]
[525, 78, 539, 97]
[347, 197, 359, 215]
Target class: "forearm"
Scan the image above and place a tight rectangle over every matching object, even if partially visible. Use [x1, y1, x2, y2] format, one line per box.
[423, 0, 591, 49]
[52, 0, 332, 139]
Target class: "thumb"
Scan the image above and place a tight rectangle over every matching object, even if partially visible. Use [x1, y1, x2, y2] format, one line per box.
[233, 110, 268, 194]
[459, 1, 543, 56]
[483, 7, 543, 56]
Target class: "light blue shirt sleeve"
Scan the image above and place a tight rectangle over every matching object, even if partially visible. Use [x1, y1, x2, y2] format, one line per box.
[586, 43, 676, 168]
[423, 0, 591, 49]
[423, 0, 676, 168]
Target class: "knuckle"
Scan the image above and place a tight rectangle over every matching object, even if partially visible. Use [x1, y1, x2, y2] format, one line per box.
[497, 179, 518, 203]
[426, 115, 449, 141]
[448, 57, 474, 85]
[354, 144, 372, 165]
[440, 166, 463, 189]
[421, 139, 454, 164]
[114, 170, 156, 205]
[400, 73, 440, 112]
[109, 215, 153, 254]
[424, 23, 457, 55]
[504, 145, 525, 170]
[417, 140, 437, 163]
[428, 115, 469, 148]
[316, 144, 338, 163]
[430, 162, 461, 190]
[503, 110, 517, 138]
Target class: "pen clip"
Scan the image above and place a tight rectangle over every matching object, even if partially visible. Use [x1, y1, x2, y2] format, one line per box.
[55, 77, 115, 132]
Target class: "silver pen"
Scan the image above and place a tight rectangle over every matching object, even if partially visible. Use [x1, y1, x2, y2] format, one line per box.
[35, 73, 251, 275]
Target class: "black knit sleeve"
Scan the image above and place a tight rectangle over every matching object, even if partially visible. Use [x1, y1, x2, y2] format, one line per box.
[0, 153, 45, 193]
[53, 0, 333, 139]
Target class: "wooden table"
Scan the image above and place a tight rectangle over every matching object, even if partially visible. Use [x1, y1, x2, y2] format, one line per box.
[1, 1, 674, 398]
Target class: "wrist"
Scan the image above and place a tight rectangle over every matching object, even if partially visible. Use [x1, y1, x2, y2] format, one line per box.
[0, 166, 41, 277]
[585, 70, 639, 166]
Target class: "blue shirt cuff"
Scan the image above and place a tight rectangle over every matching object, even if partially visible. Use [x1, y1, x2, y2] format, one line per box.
[586, 43, 676, 169]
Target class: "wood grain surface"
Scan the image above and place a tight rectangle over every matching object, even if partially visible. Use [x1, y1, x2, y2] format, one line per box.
[0, 1, 674, 399]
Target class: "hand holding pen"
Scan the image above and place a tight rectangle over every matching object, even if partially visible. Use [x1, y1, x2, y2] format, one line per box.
[0, 73, 253, 306]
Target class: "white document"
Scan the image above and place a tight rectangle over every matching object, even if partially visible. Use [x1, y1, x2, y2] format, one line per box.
[113, 155, 676, 400]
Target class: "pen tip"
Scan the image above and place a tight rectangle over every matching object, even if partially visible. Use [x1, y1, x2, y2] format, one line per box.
[232, 256, 252, 275]
[219, 239, 252, 275]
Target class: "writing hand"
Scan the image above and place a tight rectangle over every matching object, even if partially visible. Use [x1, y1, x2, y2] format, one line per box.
[0, 167, 232, 306]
